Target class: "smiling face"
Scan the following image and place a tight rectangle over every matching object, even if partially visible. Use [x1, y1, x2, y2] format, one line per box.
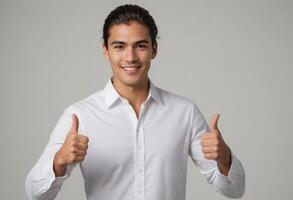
[103, 21, 157, 88]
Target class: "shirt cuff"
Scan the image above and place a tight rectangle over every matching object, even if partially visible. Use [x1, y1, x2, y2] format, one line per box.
[42, 156, 71, 191]
[216, 152, 241, 183]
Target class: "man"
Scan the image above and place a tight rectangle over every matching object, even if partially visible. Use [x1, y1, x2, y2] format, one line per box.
[26, 4, 245, 200]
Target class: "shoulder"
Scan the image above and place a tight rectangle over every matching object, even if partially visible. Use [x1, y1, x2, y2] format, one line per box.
[64, 89, 104, 115]
[155, 85, 204, 118]
[156, 86, 195, 108]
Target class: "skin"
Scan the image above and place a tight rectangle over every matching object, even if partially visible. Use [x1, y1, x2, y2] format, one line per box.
[53, 114, 89, 177]
[200, 113, 232, 176]
[53, 20, 231, 177]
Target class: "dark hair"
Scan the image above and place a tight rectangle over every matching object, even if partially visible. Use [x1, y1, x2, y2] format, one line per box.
[103, 4, 158, 48]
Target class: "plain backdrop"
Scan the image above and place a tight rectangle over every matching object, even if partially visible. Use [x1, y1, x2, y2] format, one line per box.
[0, 0, 292, 199]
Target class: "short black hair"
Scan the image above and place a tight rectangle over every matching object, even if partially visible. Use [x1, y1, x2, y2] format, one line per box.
[103, 4, 158, 48]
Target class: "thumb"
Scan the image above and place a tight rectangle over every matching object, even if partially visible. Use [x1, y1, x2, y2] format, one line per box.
[70, 114, 79, 134]
[210, 113, 220, 131]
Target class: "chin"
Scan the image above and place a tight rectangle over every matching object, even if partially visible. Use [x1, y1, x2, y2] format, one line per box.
[123, 80, 141, 87]
[121, 77, 145, 87]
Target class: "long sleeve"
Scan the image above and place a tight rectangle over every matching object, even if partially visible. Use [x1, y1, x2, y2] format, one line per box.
[188, 102, 245, 198]
[26, 107, 78, 200]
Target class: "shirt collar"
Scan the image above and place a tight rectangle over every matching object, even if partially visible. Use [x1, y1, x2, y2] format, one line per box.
[103, 77, 163, 108]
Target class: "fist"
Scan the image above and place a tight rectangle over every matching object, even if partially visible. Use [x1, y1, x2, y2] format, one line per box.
[54, 114, 89, 176]
[200, 113, 231, 174]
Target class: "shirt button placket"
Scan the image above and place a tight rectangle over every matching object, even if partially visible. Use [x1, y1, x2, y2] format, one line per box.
[136, 113, 145, 200]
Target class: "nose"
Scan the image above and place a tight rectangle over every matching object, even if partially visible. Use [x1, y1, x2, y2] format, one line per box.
[125, 47, 138, 62]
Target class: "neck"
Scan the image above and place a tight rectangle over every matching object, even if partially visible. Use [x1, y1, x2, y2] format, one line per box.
[111, 77, 150, 108]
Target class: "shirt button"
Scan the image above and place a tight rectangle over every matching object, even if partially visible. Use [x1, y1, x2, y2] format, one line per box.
[139, 168, 143, 172]
[138, 190, 142, 193]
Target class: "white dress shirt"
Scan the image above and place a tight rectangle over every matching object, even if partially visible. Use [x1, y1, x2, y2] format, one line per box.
[26, 78, 245, 200]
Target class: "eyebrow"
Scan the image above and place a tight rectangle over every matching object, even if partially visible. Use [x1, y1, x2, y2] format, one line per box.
[110, 40, 150, 46]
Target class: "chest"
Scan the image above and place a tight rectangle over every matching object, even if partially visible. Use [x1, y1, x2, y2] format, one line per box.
[79, 103, 191, 171]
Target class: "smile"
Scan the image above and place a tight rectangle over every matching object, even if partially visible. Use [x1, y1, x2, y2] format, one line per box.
[121, 66, 141, 73]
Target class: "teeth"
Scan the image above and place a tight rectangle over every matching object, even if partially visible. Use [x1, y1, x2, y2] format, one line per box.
[123, 66, 139, 68]
[122, 66, 140, 72]
[124, 67, 137, 71]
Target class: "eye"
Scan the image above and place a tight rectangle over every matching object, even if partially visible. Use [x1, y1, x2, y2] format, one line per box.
[137, 44, 147, 49]
[114, 45, 124, 50]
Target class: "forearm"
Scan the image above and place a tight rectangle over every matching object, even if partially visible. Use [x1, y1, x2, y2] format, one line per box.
[26, 157, 65, 200]
[53, 150, 67, 177]
[26, 147, 73, 200]
[212, 152, 245, 198]
[217, 147, 232, 176]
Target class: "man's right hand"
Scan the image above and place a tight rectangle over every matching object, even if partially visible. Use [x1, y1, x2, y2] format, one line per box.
[53, 114, 89, 177]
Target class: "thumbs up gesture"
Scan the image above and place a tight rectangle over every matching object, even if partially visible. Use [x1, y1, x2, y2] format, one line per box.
[200, 113, 231, 176]
[53, 114, 89, 177]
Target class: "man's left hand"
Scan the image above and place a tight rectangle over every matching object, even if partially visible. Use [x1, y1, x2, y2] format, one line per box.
[200, 113, 231, 176]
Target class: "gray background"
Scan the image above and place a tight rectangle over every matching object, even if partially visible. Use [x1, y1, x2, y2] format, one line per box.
[0, 0, 292, 199]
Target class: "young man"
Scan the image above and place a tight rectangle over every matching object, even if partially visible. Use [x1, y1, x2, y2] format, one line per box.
[26, 4, 245, 200]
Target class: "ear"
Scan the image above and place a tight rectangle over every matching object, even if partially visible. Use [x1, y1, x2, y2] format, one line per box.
[102, 43, 110, 60]
[151, 42, 158, 59]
